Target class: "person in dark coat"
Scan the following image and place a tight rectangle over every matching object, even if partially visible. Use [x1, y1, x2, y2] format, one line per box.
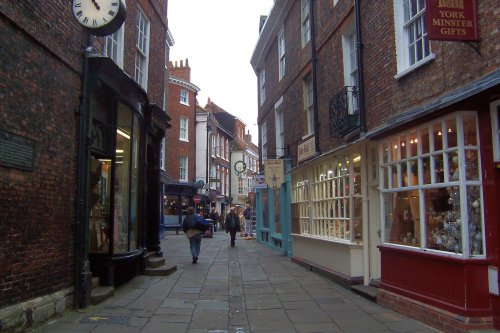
[225, 207, 241, 247]
[182, 206, 204, 263]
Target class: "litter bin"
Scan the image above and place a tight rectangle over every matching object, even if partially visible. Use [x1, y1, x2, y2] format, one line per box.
[203, 218, 213, 238]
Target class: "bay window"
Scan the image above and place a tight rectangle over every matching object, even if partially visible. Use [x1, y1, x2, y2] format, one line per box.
[380, 112, 484, 257]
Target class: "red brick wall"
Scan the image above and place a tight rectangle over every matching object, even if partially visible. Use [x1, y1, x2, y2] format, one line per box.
[166, 80, 196, 182]
[0, 1, 82, 308]
[361, 0, 500, 131]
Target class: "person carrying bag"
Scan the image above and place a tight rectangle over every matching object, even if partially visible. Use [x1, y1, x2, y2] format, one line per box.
[182, 207, 210, 263]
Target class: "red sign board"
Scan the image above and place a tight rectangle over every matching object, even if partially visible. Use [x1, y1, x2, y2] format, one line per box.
[425, 0, 479, 41]
[193, 195, 201, 204]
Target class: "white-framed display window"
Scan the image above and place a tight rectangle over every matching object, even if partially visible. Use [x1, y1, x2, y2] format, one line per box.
[491, 99, 500, 162]
[379, 112, 485, 257]
[292, 153, 363, 242]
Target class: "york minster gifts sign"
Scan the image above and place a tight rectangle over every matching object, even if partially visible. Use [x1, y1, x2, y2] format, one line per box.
[425, 0, 479, 41]
[264, 160, 284, 189]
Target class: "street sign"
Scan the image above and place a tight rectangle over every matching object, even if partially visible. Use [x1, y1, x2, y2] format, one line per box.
[193, 195, 201, 204]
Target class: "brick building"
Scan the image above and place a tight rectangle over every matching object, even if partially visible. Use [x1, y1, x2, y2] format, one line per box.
[163, 59, 200, 229]
[0, 0, 171, 331]
[252, 0, 499, 331]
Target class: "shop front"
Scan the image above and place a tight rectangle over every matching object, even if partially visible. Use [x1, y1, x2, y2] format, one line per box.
[290, 146, 370, 286]
[84, 56, 169, 287]
[374, 99, 500, 330]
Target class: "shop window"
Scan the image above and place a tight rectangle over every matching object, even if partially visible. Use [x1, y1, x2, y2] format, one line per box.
[380, 112, 484, 257]
[292, 154, 363, 242]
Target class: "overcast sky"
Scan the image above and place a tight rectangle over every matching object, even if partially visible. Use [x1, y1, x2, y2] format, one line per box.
[167, 0, 274, 144]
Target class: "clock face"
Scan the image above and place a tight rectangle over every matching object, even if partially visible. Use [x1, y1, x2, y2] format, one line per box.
[72, 0, 126, 36]
[234, 161, 247, 173]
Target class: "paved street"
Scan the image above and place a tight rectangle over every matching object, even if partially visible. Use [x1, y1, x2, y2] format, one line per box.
[35, 231, 441, 333]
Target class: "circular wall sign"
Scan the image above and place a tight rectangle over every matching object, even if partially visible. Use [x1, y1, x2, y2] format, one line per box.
[234, 161, 247, 173]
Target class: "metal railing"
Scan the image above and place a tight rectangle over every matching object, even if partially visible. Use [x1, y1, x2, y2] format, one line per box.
[329, 86, 360, 138]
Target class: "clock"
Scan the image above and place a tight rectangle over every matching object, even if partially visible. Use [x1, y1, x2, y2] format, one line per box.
[234, 161, 247, 173]
[72, 0, 127, 37]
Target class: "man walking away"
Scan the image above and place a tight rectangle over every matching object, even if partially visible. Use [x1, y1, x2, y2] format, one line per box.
[225, 207, 241, 247]
[243, 204, 253, 237]
[182, 207, 205, 263]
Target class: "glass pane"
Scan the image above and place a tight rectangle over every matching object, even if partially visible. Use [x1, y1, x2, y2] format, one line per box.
[391, 164, 398, 189]
[446, 118, 458, 148]
[465, 149, 480, 181]
[433, 123, 443, 151]
[353, 154, 361, 195]
[352, 197, 362, 241]
[409, 131, 418, 157]
[422, 156, 431, 184]
[434, 153, 444, 183]
[400, 135, 407, 160]
[89, 157, 111, 253]
[130, 114, 141, 250]
[463, 114, 478, 146]
[448, 151, 460, 182]
[383, 191, 420, 247]
[401, 162, 408, 187]
[467, 185, 483, 256]
[114, 105, 132, 254]
[421, 127, 430, 154]
[409, 158, 419, 186]
[425, 187, 462, 254]
[383, 142, 389, 163]
[383, 166, 389, 189]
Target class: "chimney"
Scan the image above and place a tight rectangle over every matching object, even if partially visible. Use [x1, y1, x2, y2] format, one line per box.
[244, 130, 252, 143]
[169, 58, 191, 81]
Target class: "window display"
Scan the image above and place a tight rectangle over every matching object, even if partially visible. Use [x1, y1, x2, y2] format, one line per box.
[380, 112, 484, 257]
[292, 152, 363, 242]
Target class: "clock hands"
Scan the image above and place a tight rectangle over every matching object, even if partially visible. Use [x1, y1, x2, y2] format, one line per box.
[91, 0, 100, 10]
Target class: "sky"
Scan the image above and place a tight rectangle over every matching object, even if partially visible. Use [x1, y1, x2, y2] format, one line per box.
[167, 0, 274, 145]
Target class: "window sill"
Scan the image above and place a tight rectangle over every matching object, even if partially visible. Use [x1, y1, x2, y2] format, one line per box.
[179, 138, 189, 142]
[379, 243, 487, 261]
[292, 233, 363, 247]
[394, 53, 436, 80]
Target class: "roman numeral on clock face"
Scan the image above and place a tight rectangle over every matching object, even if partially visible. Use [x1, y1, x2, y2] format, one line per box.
[112, 2, 118, 6]
[76, 10, 83, 17]
[74, 2, 81, 7]
[108, 10, 115, 16]
[83, 17, 88, 24]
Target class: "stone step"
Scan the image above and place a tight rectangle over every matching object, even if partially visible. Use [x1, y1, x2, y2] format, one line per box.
[143, 263, 177, 276]
[148, 256, 165, 268]
[350, 284, 378, 302]
[90, 286, 115, 305]
[91, 277, 100, 289]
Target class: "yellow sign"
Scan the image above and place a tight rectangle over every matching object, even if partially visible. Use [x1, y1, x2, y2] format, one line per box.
[264, 160, 284, 189]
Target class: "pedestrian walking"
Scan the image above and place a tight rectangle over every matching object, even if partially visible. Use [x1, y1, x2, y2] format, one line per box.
[182, 206, 209, 263]
[209, 207, 220, 232]
[243, 204, 253, 237]
[225, 207, 241, 247]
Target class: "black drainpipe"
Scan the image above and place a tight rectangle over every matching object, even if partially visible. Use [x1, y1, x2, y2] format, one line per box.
[75, 34, 93, 308]
[355, 0, 366, 134]
[310, 0, 320, 155]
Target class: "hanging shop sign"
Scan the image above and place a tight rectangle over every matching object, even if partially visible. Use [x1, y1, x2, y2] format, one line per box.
[425, 0, 479, 41]
[264, 159, 284, 189]
[253, 175, 267, 189]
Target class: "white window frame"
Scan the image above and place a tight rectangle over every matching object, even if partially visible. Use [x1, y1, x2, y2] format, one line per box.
[159, 138, 165, 171]
[342, 24, 359, 115]
[491, 100, 500, 162]
[393, 0, 434, 79]
[261, 122, 268, 161]
[104, 26, 124, 68]
[179, 117, 188, 141]
[179, 156, 188, 182]
[225, 138, 229, 160]
[275, 96, 284, 158]
[291, 153, 363, 243]
[259, 69, 266, 106]
[379, 111, 485, 258]
[278, 28, 286, 81]
[135, 8, 150, 90]
[304, 75, 314, 136]
[301, 0, 311, 47]
[180, 89, 189, 106]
